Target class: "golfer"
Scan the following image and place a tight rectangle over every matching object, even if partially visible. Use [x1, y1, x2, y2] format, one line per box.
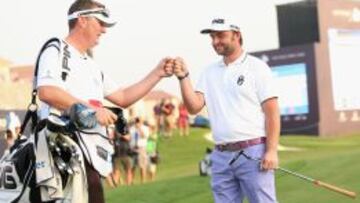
[173, 16, 281, 203]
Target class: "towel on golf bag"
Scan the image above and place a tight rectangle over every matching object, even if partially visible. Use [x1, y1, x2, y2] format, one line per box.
[35, 130, 60, 198]
[75, 124, 114, 177]
[0, 136, 36, 203]
[35, 128, 88, 203]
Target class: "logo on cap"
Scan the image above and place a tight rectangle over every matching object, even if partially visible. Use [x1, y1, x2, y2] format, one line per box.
[212, 19, 225, 24]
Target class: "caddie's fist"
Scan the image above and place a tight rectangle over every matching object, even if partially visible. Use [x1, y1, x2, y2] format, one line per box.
[95, 107, 118, 127]
[163, 58, 174, 77]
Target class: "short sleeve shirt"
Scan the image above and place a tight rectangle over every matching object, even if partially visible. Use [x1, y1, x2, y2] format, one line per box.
[195, 52, 278, 144]
[36, 39, 117, 118]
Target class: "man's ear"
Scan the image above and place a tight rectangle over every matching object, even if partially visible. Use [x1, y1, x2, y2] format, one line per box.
[235, 31, 243, 45]
[78, 16, 88, 28]
[233, 31, 240, 38]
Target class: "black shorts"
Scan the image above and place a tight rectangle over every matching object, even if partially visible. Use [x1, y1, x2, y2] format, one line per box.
[85, 160, 105, 203]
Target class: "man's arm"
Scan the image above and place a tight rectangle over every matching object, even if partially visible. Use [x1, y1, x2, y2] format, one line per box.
[38, 86, 117, 126]
[38, 86, 81, 110]
[179, 78, 205, 114]
[106, 57, 173, 108]
[173, 57, 205, 114]
[261, 97, 281, 170]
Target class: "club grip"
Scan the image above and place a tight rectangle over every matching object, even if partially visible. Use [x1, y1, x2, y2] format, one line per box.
[314, 180, 357, 199]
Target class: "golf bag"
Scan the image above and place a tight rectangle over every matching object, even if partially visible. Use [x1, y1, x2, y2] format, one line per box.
[0, 136, 36, 203]
[199, 147, 212, 176]
[0, 118, 86, 203]
[0, 38, 61, 203]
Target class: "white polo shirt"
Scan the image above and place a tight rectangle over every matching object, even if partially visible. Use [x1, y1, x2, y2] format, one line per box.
[196, 52, 278, 144]
[36, 39, 118, 118]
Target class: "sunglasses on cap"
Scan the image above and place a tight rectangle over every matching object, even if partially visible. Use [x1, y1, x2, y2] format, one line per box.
[68, 7, 116, 27]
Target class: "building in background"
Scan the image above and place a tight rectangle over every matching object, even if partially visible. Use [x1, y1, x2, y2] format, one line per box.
[0, 59, 32, 136]
[253, 0, 360, 136]
[0, 58, 12, 82]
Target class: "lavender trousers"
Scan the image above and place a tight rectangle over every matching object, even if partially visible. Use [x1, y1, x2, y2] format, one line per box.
[210, 143, 278, 203]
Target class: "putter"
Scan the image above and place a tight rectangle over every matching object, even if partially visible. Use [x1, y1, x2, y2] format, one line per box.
[232, 151, 357, 199]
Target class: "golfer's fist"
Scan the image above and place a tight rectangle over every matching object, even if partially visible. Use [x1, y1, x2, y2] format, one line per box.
[158, 57, 174, 77]
[173, 57, 188, 79]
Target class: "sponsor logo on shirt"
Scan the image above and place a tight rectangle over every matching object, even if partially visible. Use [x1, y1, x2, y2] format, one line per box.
[237, 75, 245, 86]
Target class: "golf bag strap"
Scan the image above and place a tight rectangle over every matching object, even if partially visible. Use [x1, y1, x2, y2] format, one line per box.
[19, 38, 62, 137]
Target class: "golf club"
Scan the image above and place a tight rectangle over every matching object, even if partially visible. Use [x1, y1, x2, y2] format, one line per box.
[233, 151, 357, 199]
[276, 166, 356, 199]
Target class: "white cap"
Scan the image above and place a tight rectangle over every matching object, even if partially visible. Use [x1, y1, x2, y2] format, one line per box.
[200, 17, 240, 34]
[68, 7, 116, 27]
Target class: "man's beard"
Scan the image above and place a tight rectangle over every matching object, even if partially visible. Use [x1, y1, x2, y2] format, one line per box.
[213, 44, 234, 56]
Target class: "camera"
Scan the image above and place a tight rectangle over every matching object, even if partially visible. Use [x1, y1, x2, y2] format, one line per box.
[106, 107, 129, 135]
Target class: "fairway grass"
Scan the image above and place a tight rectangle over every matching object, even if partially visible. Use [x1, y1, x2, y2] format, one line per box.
[105, 129, 360, 203]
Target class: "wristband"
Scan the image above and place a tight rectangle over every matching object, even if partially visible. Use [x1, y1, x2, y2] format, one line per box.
[177, 72, 189, 81]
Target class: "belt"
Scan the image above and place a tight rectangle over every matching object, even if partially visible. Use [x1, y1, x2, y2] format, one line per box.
[215, 137, 266, 152]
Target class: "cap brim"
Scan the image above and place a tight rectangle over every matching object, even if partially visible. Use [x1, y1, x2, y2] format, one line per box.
[94, 14, 116, 27]
[200, 23, 240, 34]
[102, 21, 116, 28]
[200, 28, 233, 34]
[200, 28, 240, 34]
[200, 29, 212, 34]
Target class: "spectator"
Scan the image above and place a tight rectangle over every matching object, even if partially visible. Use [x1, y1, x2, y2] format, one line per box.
[112, 125, 134, 186]
[106, 125, 122, 188]
[0, 136, 6, 158]
[153, 99, 166, 137]
[0, 112, 21, 158]
[129, 117, 150, 183]
[178, 102, 189, 136]
[5, 111, 21, 140]
[162, 99, 175, 137]
[146, 123, 159, 181]
[0, 130, 16, 158]
[4, 130, 15, 152]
